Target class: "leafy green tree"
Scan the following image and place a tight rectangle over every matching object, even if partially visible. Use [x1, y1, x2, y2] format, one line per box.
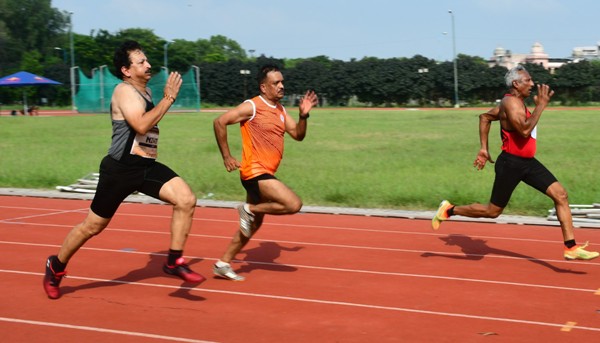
[197, 35, 247, 63]
[552, 60, 595, 104]
[320, 59, 355, 106]
[405, 55, 437, 106]
[454, 55, 488, 103]
[478, 65, 507, 102]
[0, 0, 68, 105]
[168, 40, 201, 73]
[431, 60, 455, 105]
[587, 60, 600, 102]
[285, 59, 327, 96]
[353, 57, 402, 106]
[199, 59, 254, 105]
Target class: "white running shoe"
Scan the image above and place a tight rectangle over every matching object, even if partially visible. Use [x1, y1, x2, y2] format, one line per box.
[213, 263, 245, 281]
[237, 204, 255, 238]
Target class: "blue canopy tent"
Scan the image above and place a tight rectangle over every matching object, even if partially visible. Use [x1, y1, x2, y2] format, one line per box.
[0, 71, 61, 115]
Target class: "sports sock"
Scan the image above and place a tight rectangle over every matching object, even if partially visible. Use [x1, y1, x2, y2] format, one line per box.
[51, 256, 67, 273]
[447, 206, 455, 217]
[168, 249, 183, 266]
[243, 203, 253, 215]
[215, 260, 230, 268]
[564, 239, 576, 249]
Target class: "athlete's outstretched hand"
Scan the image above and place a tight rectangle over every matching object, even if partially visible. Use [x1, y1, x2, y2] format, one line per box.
[298, 90, 318, 117]
[533, 83, 554, 108]
[473, 149, 494, 170]
[163, 71, 182, 102]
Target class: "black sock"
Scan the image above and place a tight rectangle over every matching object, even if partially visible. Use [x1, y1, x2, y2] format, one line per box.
[168, 249, 183, 266]
[564, 239, 576, 249]
[447, 206, 455, 216]
[52, 256, 67, 272]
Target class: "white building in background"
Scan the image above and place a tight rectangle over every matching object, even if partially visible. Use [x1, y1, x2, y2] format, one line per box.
[572, 42, 600, 61]
[488, 42, 570, 73]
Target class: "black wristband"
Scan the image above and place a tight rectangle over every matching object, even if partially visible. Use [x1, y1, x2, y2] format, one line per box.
[300, 113, 310, 119]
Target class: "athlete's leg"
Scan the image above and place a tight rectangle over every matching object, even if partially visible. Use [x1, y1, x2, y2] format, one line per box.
[218, 178, 301, 268]
[219, 195, 265, 266]
[545, 181, 575, 241]
[57, 210, 111, 264]
[453, 202, 504, 218]
[248, 178, 302, 215]
[57, 155, 130, 264]
[159, 176, 197, 250]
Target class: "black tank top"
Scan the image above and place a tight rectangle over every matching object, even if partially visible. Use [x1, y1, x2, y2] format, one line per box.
[108, 88, 158, 166]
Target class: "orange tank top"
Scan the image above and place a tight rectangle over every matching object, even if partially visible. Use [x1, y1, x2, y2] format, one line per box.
[239, 96, 287, 180]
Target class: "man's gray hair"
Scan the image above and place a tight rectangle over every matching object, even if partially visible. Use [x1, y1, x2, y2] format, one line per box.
[505, 65, 527, 88]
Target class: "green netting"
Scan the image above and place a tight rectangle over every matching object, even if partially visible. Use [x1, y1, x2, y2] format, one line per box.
[75, 68, 117, 113]
[75, 67, 200, 113]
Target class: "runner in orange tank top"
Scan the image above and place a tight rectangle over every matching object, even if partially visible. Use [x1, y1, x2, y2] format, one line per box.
[212, 64, 319, 280]
[432, 65, 598, 261]
[238, 95, 287, 180]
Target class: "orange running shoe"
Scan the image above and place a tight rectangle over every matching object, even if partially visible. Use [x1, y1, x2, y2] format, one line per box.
[564, 242, 599, 260]
[432, 200, 453, 230]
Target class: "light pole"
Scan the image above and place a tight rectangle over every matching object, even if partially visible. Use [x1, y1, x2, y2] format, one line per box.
[240, 69, 250, 99]
[448, 9, 459, 108]
[99, 65, 107, 112]
[192, 65, 201, 112]
[163, 41, 173, 73]
[68, 11, 76, 111]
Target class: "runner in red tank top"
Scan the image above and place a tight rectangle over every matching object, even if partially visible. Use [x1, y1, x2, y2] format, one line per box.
[500, 94, 536, 158]
[432, 65, 598, 261]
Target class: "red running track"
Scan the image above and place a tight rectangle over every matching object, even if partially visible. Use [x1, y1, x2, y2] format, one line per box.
[0, 195, 599, 342]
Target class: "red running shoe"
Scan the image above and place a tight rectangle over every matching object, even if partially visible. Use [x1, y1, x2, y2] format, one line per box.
[163, 257, 206, 283]
[43, 255, 67, 299]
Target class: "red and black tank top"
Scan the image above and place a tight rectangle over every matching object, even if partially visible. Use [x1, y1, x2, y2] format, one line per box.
[500, 94, 537, 158]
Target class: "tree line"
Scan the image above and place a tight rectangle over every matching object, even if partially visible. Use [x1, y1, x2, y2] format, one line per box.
[2, 0, 600, 109]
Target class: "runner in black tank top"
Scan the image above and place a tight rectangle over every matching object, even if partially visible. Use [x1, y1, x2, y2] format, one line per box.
[42, 40, 206, 300]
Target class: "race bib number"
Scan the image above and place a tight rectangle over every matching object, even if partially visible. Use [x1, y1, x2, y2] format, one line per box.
[130, 126, 159, 159]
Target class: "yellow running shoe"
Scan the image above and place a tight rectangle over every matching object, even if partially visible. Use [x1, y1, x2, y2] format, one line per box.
[564, 242, 599, 261]
[432, 200, 453, 230]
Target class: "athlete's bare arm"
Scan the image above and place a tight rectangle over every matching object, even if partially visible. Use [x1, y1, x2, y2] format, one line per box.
[504, 84, 553, 138]
[474, 105, 500, 170]
[285, 90, 318, 141]
[112, 72, 182, 134]
[213, 101, 254, 172]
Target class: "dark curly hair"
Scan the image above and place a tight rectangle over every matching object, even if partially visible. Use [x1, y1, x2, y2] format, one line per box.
[257, 64, 281, 86]
[113, 40, 144, 80]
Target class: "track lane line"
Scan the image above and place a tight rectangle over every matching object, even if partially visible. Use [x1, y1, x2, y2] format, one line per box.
[0, 316, 217, 343]
[0, 240, 596, 294]
[2, 270, 599, 333]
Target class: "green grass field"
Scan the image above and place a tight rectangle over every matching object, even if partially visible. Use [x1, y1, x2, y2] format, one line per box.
[1, 108, 599, 217]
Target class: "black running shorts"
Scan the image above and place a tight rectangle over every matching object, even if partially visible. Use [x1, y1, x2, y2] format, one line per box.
[90, 155, 178, 218]
[490, 151, 558, 208]
[240, 174, 277, 204]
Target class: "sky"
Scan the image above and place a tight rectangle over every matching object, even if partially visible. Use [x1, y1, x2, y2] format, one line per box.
[51, 0, 599, 62]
